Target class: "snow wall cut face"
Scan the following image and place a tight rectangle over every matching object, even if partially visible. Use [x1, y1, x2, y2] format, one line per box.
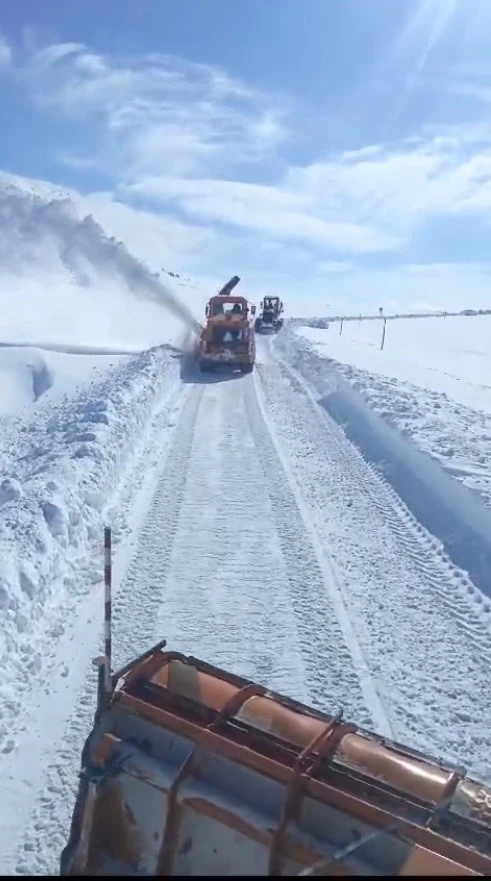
[320, 382, 491, 600]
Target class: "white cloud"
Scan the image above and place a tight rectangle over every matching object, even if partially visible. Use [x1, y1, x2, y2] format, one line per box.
[20, 42, 288, 180]
[121, 124, 491, 254]
[123, 175, 402, 254]
[3, 160, 490, 316]
[449, 82, 491, 103]
[12, 40, 400, 255]
[282, 127, 491, 240]
[29, 42, 85, 70]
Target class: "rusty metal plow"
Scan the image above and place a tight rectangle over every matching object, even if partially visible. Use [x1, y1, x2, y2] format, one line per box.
[156, 681, 268, 875]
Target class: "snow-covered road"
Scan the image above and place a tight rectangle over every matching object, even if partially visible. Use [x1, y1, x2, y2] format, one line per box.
[1, 337, 490, 874]
[258, 344, 491, 772]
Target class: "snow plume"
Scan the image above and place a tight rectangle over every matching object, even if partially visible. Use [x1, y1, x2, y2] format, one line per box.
[0, 175, 202, 350]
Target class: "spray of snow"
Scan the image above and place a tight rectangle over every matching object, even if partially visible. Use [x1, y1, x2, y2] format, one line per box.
[0, 177, 203, 352]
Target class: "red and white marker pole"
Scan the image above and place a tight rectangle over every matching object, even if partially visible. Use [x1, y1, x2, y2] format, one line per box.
[103, 526, 112, 697]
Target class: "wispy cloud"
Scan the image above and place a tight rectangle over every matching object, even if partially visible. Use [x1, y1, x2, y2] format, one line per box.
[448, 82, 491, 104]
[286, 127, 491, 235]
[123, 125, 491, 254]
[123, 175, 401, 253]
[18, 40, 288, 179]
[4, 35, 401, 255]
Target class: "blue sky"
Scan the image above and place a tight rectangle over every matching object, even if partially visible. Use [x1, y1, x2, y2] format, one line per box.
[2, 0, 491, 309]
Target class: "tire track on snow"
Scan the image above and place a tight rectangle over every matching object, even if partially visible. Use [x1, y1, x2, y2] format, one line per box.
[277, 352, 491, 658]
[244, 372, 391, 735]
[150, 376, 309, 704]
[262, 347, 491, 781]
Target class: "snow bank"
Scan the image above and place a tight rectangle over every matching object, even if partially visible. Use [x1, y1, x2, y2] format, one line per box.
[274, 328, 491, 603]
[289, 317, 491, 509]
[0, 346, 134, 416]
[0, 344, 181, 744]
[0, 349, 50, 414]
[321, 383, 491, 601]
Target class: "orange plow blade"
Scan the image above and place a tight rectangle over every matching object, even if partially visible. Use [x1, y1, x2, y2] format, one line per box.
[61, 643, 491, 876]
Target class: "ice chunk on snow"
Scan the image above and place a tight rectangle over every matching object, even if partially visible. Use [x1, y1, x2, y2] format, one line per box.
[0, 478, 22, 505]
[41, 501, 68, 540]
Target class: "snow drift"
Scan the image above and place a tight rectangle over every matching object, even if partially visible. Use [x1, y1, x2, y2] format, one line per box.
[0, 345, 139, 416]
[274, 325, 491, 604]
[0, 344, 181, 755]
[291, 317, 491, 509]
[0, 347, 54, 414]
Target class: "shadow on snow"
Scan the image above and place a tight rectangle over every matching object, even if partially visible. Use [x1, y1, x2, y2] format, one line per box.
[319, 383, 491, 600]
[179, 351, 246, 385]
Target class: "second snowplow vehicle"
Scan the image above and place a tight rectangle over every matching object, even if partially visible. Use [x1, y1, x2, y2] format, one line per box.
[197, 276, 256, 373]
[255, 296, 284, 334]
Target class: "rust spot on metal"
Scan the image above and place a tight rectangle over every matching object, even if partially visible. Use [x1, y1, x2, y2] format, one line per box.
[177, 836, 193, 856]
[85, 782, 143, 875]
[89, 733, 121, 768]
[400, 845, 478, 876]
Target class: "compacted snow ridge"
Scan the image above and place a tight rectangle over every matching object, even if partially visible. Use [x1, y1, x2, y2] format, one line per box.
[0, 344, 181, 719]
[4, 363, 190, 876]
[275, 326, 491, 600]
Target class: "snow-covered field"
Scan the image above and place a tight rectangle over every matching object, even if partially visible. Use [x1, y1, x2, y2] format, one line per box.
[1, 175, 491, 874]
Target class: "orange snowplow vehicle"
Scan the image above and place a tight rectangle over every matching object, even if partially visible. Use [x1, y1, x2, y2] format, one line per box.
[61, 641, 491, 876]
[197, 275, 256, 373]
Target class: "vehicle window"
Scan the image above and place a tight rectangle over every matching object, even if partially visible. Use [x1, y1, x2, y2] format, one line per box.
[212, 301, 244, 316]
